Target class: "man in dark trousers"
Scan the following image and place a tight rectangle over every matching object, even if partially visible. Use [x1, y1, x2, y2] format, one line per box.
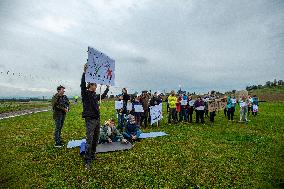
[81, 64, 109, 169]
[51, 85, 70, 147]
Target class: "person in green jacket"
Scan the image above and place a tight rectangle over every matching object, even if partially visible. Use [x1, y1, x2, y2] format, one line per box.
[99, 119, 128, 143]
[168, 90, 177, 124]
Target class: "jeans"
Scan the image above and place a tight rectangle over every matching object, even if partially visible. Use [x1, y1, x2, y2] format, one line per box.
[54, 114, 66, 145]
[141, 111, 149, 128]
[168, 108, 176, 123]
[181, 106, 188, 121]
[210, 111, 216, 122]
[85, 118, 100, 165]
[227, 107, 235, 120]
[123, 130, 142, 142]
[117, 114, 125, 131]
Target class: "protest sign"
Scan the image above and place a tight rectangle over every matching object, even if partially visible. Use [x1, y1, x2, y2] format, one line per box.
[180, 100, 187, 106]
[208, 101, 218, 112]
[127, 102, 133, 111]
[188, 100, 195, 106]
[115, 101, 123, 110]
[134, 105, 144, 112]
[86, 46, 115, 85]
[149, 103, 163, 125]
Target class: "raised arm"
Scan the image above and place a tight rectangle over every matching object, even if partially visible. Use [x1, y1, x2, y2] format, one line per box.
[81, 64, 88, 98]
[100, 86, 110, 100]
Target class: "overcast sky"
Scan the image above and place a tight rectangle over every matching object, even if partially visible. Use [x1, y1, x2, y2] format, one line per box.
[0, 0, 283, 97]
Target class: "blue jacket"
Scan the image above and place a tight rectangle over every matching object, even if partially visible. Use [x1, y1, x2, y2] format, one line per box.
[227, 97, 232, 109]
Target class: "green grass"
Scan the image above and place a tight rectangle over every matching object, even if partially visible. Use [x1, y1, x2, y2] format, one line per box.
[0, 101, 50, 114]
[0, 101, 283, 188]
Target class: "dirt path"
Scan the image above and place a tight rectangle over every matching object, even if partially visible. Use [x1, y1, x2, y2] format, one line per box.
[0, 108, 51, 120]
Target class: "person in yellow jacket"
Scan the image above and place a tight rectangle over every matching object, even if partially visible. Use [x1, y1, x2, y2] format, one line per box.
[168, 90, 177, 123]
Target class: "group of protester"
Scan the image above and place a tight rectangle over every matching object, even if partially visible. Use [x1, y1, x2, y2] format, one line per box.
[51, 64, 259, 169]
[167, 90, 259, 124]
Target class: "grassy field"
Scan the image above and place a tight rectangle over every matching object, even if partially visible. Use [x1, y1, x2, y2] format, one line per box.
[0, 100, 284, 188]
[0, 101, 50, 114]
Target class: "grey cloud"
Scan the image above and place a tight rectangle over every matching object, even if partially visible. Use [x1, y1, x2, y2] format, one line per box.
[0, 0, 283, 97]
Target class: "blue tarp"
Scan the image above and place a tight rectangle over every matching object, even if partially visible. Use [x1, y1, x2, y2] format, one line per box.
[138, 132, 168, 139]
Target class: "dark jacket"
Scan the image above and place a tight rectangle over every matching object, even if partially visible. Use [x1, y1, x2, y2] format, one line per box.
[51, 94, 69, 118]
[150, 96, 162, 106]
[81, 73, 109, 119]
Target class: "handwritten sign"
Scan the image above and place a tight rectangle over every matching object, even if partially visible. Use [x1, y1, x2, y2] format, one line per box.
[134, 105, 144, 112]
[180, 100, 187, 106]
[127, 102, 133, 111]
[149, 103, 163, 125]
[115, 101, 123, 110]
[86, 47, 115, 85]
[208, 101, 218, 112]
[188, 100, 195, 106]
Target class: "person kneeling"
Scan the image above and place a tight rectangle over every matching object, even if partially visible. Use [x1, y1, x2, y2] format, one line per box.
[123, 115, 142, 143]
[99, 119, 128, 144]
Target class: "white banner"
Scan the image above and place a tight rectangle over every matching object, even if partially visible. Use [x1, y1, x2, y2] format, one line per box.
[149, 103, 163, 125]
[86, 47, 115, 85]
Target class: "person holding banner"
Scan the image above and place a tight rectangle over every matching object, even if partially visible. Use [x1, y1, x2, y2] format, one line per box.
[194, 96, 205, 124]
[187, 95, 194, 123]
[180, 93, 188, 122]
[81, 64, 109, 169]
[133, 96, 142, 126]
[227, 96, 234, 121]
[140, 91, 150, 128]
[239, 95, 249, 122]
[168, 91, 177, 124]
[252, 95, 259, 116]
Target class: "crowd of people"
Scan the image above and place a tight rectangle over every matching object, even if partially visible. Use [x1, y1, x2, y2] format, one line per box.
[51, 64, 259, 169]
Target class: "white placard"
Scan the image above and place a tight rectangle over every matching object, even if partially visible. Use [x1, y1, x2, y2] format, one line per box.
[149, 103, 163, 125]
[240, 102, 246, 107]
[86, 47, 115, 85]
[134, 105, 144, 112]
[115, 101, 123, 110]
[253, 105, 258, 112]
[196, 106, 205, 111]
[231, 99, 237, 104]
[180, 100, 187, 106]
[127, 102, 133, 111]
[188, 100, 195, 106]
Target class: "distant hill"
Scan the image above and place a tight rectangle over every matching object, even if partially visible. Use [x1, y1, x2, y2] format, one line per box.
[248, 85, 284, 102]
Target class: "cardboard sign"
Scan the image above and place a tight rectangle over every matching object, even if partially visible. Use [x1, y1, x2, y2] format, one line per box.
[134, 105, 144, 112]
[180, 100, 187, 106]
[115, 101, 123, 110]
[231, 99, 237, 104]
[127, 102, 133, 111]
[253, 105, 258, 112]
[208, 101, 218, 112]
[196, 106, 205, 111]
[149, 103, 163, 125]
[86, 47, 115, 85]
[188, 100, 195, 106]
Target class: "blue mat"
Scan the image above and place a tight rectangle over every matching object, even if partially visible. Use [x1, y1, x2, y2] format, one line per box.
[138, 132, 168, 139]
